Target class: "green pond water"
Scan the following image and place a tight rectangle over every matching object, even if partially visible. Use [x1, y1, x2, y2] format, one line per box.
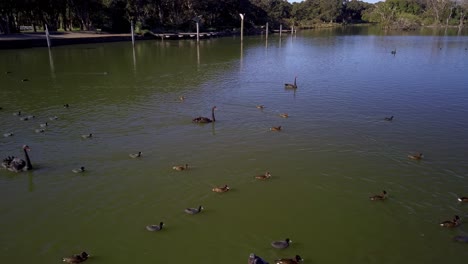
[1, 26, 468, 263]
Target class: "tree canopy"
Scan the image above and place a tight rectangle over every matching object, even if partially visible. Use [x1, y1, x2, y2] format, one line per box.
[1, 0, 467, 34]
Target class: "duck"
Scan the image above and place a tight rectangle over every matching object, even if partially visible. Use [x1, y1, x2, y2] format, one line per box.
[384, 116, 394, 121]
[40, 122, 48, 128]
[279, 113, 289, 118]
[20, 116, 29, 121]
[64, 104, 70, 108]
[275, 255, 303, 264]
[129, 152, 142, 158]
[284, 76, 297, 89]
[3, 132, 13, 137]
[21, 78, 29, 82]
[146, 221, 164, 231]
[35, 128, 45, 133]
[440, 215, 461, 227]
[370, 190, 387, 201]
[173, 164, 188, 171]
[5, 71, 12, 74]
[62, 251, 89, 264]
[185, 205, 203, 215]
[212, 184, 230, 193]
[193, 106, 217, 123]
[408, 153, 423, 160]
[255, 171, 272, 180]
[179, 96, 185, 101]
[81, 134, 92, 139]
[270, 126, 282, 131]
[457, 197, 468, 202]
[49, 116, 59, 120]
[248, 253, 269, 264]
[271, 238, 292, 249]
[256, 105, 265, 109]
[391, 49, 397, 55]
[13, 111, 21, 116]
[1, 145, 33, 172]
[72, 167, 85, 173]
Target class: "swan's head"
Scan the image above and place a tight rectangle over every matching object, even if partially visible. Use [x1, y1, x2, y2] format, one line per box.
[212, 106, 217, 111]
[22, 145, 31, 151]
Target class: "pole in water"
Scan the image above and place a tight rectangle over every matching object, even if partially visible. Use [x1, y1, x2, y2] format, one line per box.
[196, 22, 199, 43]
[131, 21, 135, 46]
[45, 24, 51, 48]
[239, 13, 245, 42]
[266, 22, 268, 40]
[280, 24, 282, 38]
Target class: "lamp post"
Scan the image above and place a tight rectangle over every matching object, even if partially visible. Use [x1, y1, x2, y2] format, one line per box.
[239, 13, 245, 42]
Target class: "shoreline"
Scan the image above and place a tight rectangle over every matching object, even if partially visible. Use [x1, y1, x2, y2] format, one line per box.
[0, 31, 155, 49]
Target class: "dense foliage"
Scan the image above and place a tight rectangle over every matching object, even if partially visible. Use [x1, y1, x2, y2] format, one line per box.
[1, 0, 467, 34]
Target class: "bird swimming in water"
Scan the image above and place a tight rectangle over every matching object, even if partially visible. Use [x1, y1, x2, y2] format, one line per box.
[248, 253, 269, 264]
[81, 134, 92, 139]
[72, 167, 85, 173]
[173, 164, 188, 171]
[408, 153, 423, 160]
[270, 126, 282, 131]
[271, 238, 292, 249]
[185, 205, 204, 215]
[129, 152, 142, 158]
[255, 171, 272, 180]
[146, 221, 164, 231]
[212, 185, 230, 193]
[284, 76, 297, 89]
[440, 215, 461, 228]
[279, 113, 289, 118]
[193, 106, 217, 123]
[369, 190, 387, 201]
[62, 251, 89, 263]
[274, 255, 303, 264]
[384, 116, 393, 121]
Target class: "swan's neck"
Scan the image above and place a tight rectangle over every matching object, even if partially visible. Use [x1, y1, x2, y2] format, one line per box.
[24, 148, 32, 170]
[294, 77, 296, 86]
[212, 108, 216, 122]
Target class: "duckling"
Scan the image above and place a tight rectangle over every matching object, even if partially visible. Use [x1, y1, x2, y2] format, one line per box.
[62, 251, 89, 264]
[185, 205, 203, 215]
[440, 215, 461, 228]
[64, 104, 70, 108]
[212, 184, 230, 193]
[40, 122, 48, 128]
[129, 152, 142, 158]
[384, 115, 394, 121]
[457, 197, 468, 202]
[49, 116, 59, 120]
[81, 133, 92, 139]
[408, 153, 423, 160]
[172, 164, 188, 171]
[275, 255, 303, 264]
[370, 190, 387, 201]
[256, 105, 265, 109]
[35, 128, 45, 133]
[271, 238, 292, 249]
[3, 132, 13, 137]
[270, 126, 282, 131]
[146, 221, 164, 231]
[248, 253, 269, 264]
[279, 113, 289, 118]
[255, 171, 272, 180]
[72, 167, 85, 173]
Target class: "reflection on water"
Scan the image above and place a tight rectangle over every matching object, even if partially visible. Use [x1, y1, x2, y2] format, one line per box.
[1, 25, 468, 264]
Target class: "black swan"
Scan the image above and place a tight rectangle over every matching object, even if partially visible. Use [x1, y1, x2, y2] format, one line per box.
[146, 221, 164, 231]
[62, 252, 89, 263]
[384, 116, 394, 121]
[271, 238, 292, 249]
[192, 106, 217, 123]
[129, 152, 142, 158]
[370, 190, 387, 201]
[284, 76, 297, 89]
[275, 255, 303, 264]
[248, 253, 269, 264]
[185, 205, 203, 215]
[1, 145, 33, 172]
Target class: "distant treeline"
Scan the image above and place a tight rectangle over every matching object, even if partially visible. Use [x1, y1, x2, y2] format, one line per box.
[0, 0, 467, 34]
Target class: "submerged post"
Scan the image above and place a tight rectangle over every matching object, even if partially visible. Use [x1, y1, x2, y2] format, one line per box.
[239, 13, 245, 42]
[131, 21, 135, 46]
[45, 24, 51, 48]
